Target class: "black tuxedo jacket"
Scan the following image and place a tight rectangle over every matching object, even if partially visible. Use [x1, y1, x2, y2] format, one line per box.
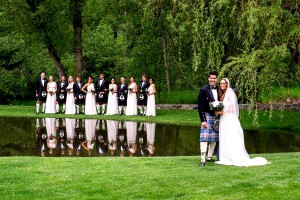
[198, 84, 219, 123]
[57, 81, 67, 94]
[73, 82, 84, 96]
[36, 78, 48, 94]
[96, 79, 109, 93]
[117, 83, 128, 97]
[139, 80, 150, 94]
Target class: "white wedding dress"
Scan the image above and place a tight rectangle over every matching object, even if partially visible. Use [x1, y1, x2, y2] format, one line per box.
[85, 83, 97, 115]
[66, 118, 76, 150]
[106, 84, 119, 115]
[85, 119, 97, 150]
[146, 84, 156, 116]
[215, 83, 269, 167]
[126, 83, 137, 116]
[45, 82, 57, 114]
[65, 82, 76, 114]
[107, 120, 118, 151]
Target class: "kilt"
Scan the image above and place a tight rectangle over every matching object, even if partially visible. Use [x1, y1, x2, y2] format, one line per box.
[118, 95, 127, 106]
[56, 93, 67, 104]
[75, 94, 85, 105]
[137, 93, 147, 106]
[96, 93, 108, 104]
[200, 112, 219, 142]
[37, 91, 47, 102]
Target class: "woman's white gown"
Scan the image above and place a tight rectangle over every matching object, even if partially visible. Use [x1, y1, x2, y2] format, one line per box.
[65, 83, 76, 114]
[146, 84, 156, 116]
[45, 82, 57, 114]
[146, 123, 156, 154]
[125, 83, 137, 116]
[85, 83, 97, 115]
[126, 121, 137, 153]
[106, 84, 119, 115]
[215, 87, 269, 167]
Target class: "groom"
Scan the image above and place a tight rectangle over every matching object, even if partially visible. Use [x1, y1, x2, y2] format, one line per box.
[198, 70, 219, 167]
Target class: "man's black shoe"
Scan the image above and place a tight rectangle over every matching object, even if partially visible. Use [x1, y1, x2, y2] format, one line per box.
[199, 162, 206, 167]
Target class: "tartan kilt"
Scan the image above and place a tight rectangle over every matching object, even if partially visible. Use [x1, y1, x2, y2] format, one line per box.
[37, 91, 47, 102]
[200, 112, 219, 142]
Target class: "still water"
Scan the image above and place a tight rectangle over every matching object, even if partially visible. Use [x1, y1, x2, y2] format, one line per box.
[0, 117, 299, 157]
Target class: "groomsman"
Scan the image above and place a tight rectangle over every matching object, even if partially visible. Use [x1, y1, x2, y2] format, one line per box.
[35, 72, 48, 114]
[73, 76, 85, 114]
[55, 75, 67, 113]
[95, 73, 109, 114]
[137, 74, 150, 116]
[117, 76, 128, 115]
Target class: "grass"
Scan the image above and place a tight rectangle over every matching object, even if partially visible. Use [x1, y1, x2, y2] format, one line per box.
[258, 86, 300, 103]
[0, 153, 299, 199]
[0, 105, 300, 131]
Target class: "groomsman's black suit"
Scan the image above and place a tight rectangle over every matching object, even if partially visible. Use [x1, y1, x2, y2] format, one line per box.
[96, 79, 109, 104]
[137, 80, 150, 106]
[56, 81, 67, 104]
[36, 78, 48, 101]
[117, 83, 128, 106]
[73, 82, 85, 105]
[198, 84, 219, 123]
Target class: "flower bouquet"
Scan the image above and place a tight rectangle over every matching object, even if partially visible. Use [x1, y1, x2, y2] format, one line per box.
[209, 101, 224, 111]
[109, 86, 114, 92]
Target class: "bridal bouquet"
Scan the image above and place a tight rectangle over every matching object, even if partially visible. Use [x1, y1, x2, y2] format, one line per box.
[209, 101, 224, 111]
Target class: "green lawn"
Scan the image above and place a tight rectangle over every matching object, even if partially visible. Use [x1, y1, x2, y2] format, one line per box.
[0, 153, 299, 199]
[0, 105, 300, 131]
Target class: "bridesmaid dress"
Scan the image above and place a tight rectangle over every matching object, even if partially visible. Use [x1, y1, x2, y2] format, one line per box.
[106, 84, 119, 115]
[45, 82, 57, 114]
[85, 83, 97, 115]
[146, 84, 156, 116]
[125, 83, 137, 116]
[65, 83, 76, 114]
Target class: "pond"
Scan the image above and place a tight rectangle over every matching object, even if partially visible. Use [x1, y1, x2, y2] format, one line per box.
[0, 117, 299, 157]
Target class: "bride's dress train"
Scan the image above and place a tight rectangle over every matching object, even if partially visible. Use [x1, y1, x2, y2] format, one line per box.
[215, 86, 269, 167]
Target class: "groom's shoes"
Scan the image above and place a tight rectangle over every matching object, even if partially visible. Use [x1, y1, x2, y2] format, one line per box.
[199, 162, 206, 167]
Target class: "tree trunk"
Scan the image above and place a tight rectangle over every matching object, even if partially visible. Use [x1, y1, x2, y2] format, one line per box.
[162, 30, 171, 92]
[26, 0, 65, 78]
[73, 0, 84, 77]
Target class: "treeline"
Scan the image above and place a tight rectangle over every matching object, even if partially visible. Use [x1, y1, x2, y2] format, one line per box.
[0, 0, 299, 104]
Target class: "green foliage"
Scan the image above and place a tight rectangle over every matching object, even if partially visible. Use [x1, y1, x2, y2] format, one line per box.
[0, 0, 299, 103]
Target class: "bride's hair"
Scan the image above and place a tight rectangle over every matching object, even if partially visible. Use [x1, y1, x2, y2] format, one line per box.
[219, 78, 230, 101]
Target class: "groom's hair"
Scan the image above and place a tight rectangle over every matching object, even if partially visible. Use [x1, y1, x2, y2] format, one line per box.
[208, 70, 218, 77]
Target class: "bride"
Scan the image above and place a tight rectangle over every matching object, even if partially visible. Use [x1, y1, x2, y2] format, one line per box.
[215, 78, 270, 167]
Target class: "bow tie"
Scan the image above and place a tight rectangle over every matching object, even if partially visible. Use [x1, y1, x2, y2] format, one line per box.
[210, 85, 217, 90]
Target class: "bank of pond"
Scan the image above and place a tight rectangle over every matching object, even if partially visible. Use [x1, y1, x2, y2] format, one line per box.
[0, 117, 299, 157]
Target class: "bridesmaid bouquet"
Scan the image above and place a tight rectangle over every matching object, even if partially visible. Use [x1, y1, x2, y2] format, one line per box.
[49, 88, 54, 95]
[209, 101, 224, 111]
[128, 87, 133, 92]
[66, 85, 72, 92]
[109, 86, 114, 92]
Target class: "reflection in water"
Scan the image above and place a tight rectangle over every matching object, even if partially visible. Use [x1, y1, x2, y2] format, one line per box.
[0, 117, 299, 157]
[34, 118, 157, 157]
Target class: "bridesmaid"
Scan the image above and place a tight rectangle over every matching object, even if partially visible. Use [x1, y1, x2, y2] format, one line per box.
[146, 78, 156, 116]
[106, 78, 119, 115]
[45, 76, 57, 114]
[65, 76, 76, 114]
[125, 76, 138, 116]
[81, 76, 97, 115]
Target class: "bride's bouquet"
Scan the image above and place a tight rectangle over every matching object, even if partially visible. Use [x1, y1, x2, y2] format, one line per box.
[209, 101, 224, 111]
[66, 85, 72, 92]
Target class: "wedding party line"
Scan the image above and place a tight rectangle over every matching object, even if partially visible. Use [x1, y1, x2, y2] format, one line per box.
[35, 72, 156, 116]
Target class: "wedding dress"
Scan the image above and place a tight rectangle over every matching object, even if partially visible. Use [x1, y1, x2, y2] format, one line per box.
[65, 82, 76, 114]
[215, 80, 269, 167]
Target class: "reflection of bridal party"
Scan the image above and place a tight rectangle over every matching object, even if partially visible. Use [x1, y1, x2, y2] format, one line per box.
[35, 72, 156, 116]
[35, 118, 155, 157]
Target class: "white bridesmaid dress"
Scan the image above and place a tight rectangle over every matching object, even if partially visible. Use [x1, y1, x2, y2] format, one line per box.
[45, 82, 57, 114]
[126, 121, 137, 153]
[107, 120, 119, 151]
[106, 84, 119, 115]
[125, 83, 137, 116]
[85, 83, 97, 115]
[146, 123, 156, 154]
[65, 83, 76, 114]
[146, 84, 156, 116]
